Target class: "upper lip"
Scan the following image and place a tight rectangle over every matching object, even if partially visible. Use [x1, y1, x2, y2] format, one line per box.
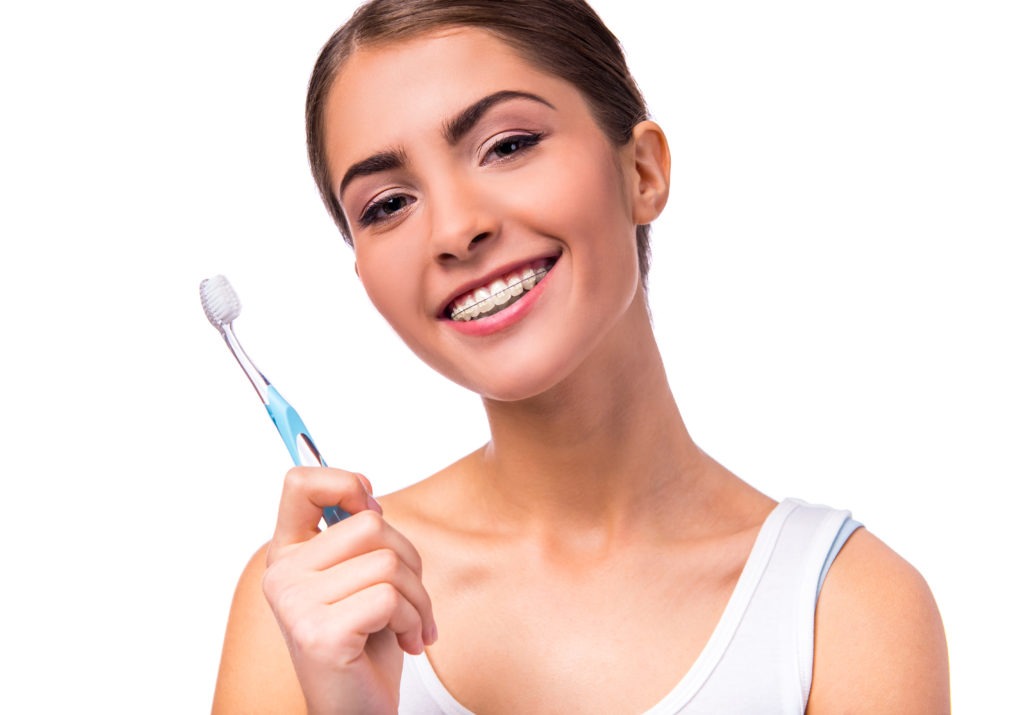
[436, 252, 561, 319]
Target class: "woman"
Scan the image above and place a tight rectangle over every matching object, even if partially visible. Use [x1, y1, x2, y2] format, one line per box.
[213, 1, 949, 712]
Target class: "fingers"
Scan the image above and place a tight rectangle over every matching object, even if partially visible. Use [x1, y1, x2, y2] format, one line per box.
[326, 548, 435, 650]
[279, 581, 426, 668]
[271, 467, 380, 550]
[339, 582, 429, 656]
[265, 541, 438, 658]
[285, 509, 424, 577]
[262, 466, 438, 663]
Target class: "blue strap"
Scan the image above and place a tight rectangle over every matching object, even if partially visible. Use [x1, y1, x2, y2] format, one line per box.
[816, 518, 863, 597]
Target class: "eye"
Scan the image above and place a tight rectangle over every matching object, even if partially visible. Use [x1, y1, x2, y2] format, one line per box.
[358, 193, 415, 228]
[482, 132, 544, 164]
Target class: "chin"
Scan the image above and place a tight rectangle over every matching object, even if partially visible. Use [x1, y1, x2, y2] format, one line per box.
[456, 352, 587, 404]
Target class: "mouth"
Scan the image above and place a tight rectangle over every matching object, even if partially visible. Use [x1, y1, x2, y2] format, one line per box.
[447, 256, 558, 322]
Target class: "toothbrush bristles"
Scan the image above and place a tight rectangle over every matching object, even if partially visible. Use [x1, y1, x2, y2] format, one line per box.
[200, 274, 242, 329]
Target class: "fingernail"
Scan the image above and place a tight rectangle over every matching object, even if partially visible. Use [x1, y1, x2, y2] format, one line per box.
[367, 494, 383, 514]
[427, 624, 439, 644]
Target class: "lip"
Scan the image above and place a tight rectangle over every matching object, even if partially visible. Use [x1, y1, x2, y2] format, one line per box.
[435, 252, 562, 320]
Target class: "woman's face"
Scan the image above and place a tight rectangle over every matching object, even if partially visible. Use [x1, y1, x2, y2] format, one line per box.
[323, 28, 651, 401]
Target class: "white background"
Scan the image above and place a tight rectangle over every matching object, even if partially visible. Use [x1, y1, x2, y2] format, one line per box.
[1, 1, 1020, 711]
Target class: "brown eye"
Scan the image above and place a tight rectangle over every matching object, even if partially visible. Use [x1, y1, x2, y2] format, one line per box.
[379, 196, 407, 214]
[359, 194, 414, 227]
[483, 132, 543, 163]
[494, 137, 526, 156]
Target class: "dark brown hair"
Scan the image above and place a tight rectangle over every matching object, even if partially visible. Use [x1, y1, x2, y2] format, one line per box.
[306, 0, 653, 284]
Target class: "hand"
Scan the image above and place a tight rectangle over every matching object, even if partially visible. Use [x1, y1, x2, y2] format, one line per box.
[262, 467, 437, 714]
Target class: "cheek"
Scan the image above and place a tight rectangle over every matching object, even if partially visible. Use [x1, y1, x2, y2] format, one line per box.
[526, 150, 638, 288]
[355, 243, 424, 330]
[519, 144, 633, 238]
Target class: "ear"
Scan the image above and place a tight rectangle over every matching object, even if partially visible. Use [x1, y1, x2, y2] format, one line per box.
[353, 260, 361, 280]
[627, 121, 671, 225]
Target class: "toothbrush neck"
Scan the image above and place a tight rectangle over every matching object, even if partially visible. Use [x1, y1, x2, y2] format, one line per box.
[223, 325, 270, 404]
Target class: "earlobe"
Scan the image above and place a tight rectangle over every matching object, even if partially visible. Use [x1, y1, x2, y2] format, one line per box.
[629, 121, 671, 225]
[353, 261, 360, 280]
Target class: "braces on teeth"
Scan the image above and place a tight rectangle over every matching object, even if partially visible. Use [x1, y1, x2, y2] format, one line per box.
[450, 266, 550, 321]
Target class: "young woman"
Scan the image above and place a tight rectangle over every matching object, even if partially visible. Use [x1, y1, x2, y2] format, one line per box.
[213, 1, 949, 712]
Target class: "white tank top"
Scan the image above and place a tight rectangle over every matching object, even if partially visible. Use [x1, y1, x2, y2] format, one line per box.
[398, 498, 860, 714]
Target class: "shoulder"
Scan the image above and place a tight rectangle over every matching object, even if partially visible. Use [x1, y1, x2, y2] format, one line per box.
[376, 451, 480, 531]
[211, 543, 306, 714]
[807, 527, 950, 714]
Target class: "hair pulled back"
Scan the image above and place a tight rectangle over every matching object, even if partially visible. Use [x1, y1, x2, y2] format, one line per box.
[306, 0, 653, 283]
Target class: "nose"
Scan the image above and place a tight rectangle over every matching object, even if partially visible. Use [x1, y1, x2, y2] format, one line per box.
[427, 175, 499, 264]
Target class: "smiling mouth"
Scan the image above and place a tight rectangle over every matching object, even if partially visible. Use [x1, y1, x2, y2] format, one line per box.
[448, 257, 556, 321]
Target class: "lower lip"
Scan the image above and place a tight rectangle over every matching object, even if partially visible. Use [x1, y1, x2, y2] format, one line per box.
[443, 261, 558, 337]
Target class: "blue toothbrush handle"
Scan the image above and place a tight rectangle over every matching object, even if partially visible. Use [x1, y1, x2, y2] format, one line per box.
[265, 384, 349, 526]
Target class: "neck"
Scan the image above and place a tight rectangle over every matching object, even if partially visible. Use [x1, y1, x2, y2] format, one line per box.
[472, 294, 713, 540]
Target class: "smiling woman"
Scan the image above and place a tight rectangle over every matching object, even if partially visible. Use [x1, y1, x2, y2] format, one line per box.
[211, 1, 950, 713]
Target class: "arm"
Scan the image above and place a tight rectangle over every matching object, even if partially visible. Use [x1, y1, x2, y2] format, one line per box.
[212, 543, 306, 714]
[807, 528, 950, 714]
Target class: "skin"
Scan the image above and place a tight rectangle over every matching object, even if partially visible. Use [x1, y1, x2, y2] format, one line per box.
[213, 28, 949, 714]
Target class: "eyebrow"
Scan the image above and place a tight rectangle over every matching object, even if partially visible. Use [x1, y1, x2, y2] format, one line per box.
[442, 90, 554, 144]
[339, 148, 408, 198]
[337, 90, 555, 198]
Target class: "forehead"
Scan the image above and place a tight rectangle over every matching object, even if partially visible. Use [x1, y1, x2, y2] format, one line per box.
[321, 28, 583, 182]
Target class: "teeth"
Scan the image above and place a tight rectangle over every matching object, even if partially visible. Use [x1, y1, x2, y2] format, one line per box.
[474, 288, 495, 314]
[490, 278, 511, 306]
[452, 294, 475, 319]
[450, 261, 552, 321]
[521, 266, 537, 290]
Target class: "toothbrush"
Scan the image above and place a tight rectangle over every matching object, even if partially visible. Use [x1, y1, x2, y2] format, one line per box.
[199, 274, 348, 526]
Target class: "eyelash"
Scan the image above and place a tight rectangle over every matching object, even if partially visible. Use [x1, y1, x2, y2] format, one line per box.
[356, 131, 545, 228]
[358, 193, 410, 228]
[482, 131, 544, 163]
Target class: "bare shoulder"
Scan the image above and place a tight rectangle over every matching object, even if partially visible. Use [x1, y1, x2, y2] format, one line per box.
[211, 543, 305, 714]
[808, 528, 950, 714]
[376, 452, 479, 530]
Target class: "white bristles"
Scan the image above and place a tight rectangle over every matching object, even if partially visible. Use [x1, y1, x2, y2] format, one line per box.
[200, 274, 242, 329]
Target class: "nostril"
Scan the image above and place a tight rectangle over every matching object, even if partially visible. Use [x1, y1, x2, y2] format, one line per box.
[436, 231, 493, 263]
